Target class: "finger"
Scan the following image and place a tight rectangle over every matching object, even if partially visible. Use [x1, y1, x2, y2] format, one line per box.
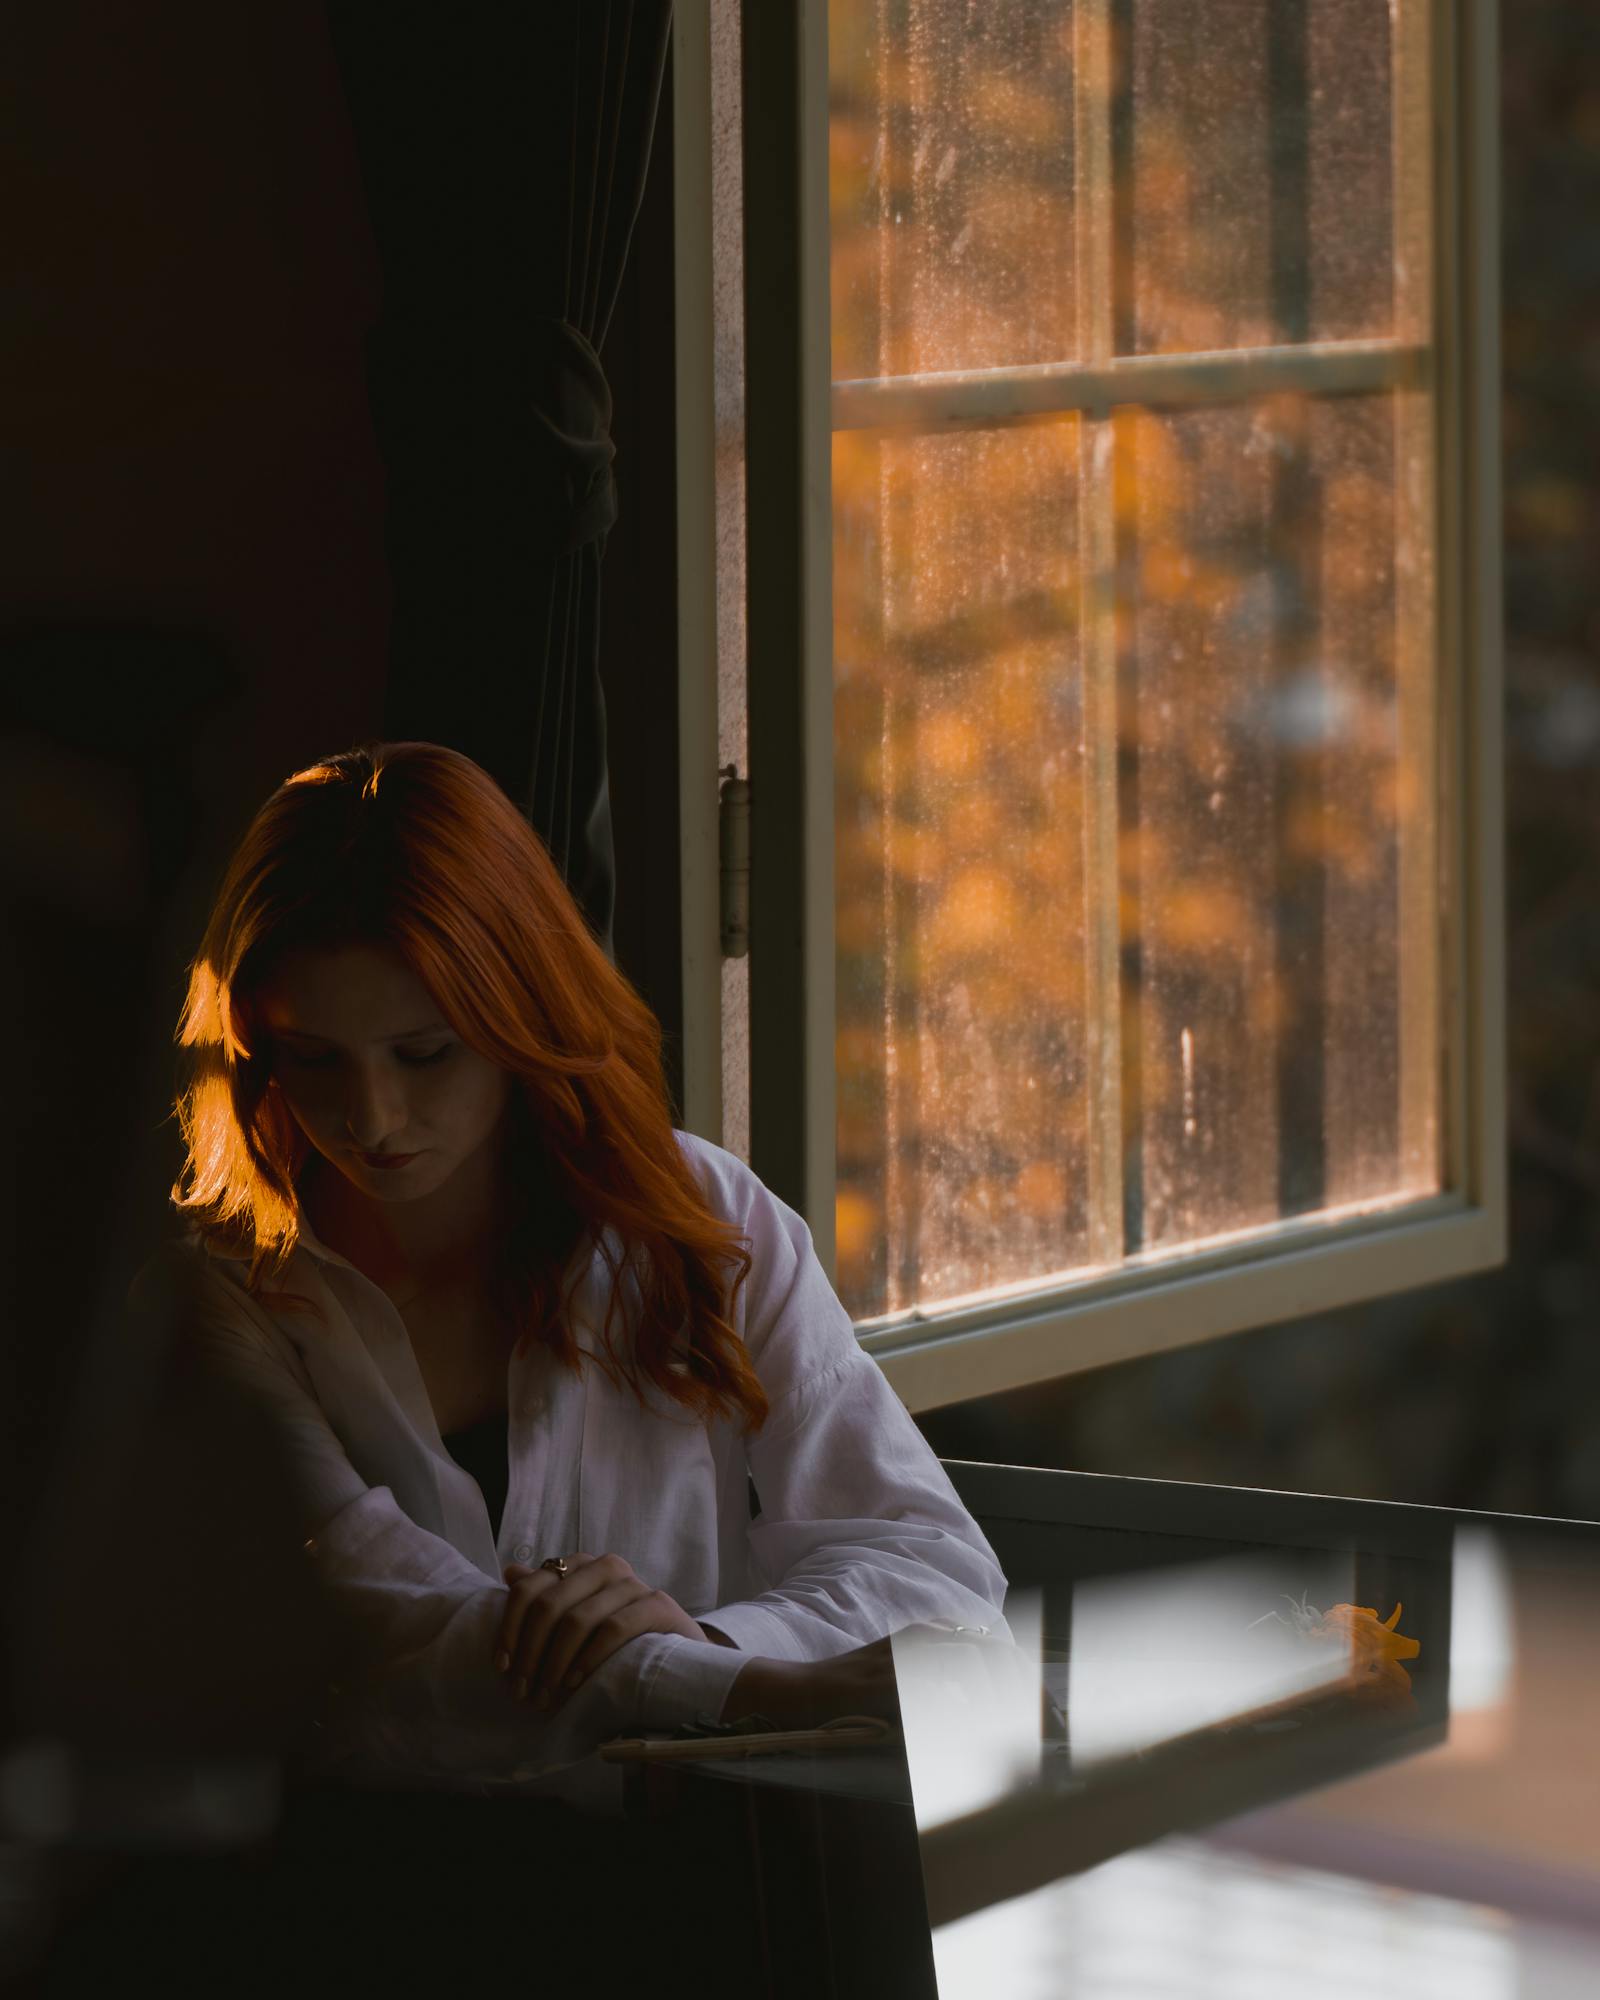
[494, 1552, 616, 1677]
[513, 1559, 636, 1693]
[533, 1580, 654, 1705]
[494, 1553, 598, 1671]
[495, 1571, 561, 1677]
[508, 1556, 631, 1691]
[546, 1588, 666, 1706]
[502, 1551, 598, 1584]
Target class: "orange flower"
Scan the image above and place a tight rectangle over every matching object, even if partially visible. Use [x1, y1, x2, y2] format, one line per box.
[1314, 1602, 1421, 1713]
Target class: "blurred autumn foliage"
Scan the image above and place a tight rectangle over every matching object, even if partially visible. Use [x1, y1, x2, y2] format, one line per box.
[829, 1, 1435, 1321]
[898, 1, 1600, 1519]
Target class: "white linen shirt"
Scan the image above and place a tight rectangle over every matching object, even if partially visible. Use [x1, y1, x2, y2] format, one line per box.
[139, 1129, 1009, 1801]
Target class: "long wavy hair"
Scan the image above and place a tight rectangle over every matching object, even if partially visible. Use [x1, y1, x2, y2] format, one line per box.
[170, 741, 766, 1437]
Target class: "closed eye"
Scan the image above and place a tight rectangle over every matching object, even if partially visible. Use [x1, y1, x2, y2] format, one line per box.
[277, 1044, 457, 1069]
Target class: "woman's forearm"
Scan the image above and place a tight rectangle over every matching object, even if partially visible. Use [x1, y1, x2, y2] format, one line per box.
[724, 1635, 901, 1729]
[701, 1622, 810, 1724]
[722, 1655, 809, 1726]
[711, 1631, 903, 1729]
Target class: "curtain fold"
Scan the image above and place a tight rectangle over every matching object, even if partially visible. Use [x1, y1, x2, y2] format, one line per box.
[327, 1, 674, 956]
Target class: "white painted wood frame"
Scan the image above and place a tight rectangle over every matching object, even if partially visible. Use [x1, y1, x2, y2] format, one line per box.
[675, 0, 1505, 1415]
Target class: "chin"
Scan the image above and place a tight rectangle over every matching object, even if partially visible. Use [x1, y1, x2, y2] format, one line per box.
[375, 1176, 442, 1202]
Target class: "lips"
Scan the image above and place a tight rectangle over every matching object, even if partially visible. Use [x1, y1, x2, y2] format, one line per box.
[361, 1151, 419, 1169]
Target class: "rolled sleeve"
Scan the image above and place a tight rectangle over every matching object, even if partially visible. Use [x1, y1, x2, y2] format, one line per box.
[695, 1353, 1011, 1663]
[307, 1484, 668, 1780]
[630, 1631, 754, 1728]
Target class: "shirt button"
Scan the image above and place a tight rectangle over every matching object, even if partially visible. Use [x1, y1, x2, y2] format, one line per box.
[512, 1542, 534, 1563]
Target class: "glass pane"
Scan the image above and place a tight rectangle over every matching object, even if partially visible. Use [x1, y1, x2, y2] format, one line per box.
[823, 2, 1440, 1327]
[1123, 394, 1438, 1253]
[830, 0, 1079, 380]
[833, 422, 1091, 1320]
[1122, 0, 1399, 354]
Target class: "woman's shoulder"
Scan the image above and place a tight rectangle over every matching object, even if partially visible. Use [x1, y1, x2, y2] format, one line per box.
[671, 1128, 822, 1259]
[670, 1127, 853, 1356]
[129, 1223, 230, 1289]
[126, 1223, 280, 1330]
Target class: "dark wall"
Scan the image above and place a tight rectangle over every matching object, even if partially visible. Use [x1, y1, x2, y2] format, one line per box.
[2, 5, 682, 1747]
[1, 4, 392, 1622]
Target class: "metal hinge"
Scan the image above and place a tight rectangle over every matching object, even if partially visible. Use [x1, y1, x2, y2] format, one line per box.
[719, 764, 750, 959]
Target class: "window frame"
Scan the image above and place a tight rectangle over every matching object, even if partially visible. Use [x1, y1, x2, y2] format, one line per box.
[674, 0, 1505, 1414]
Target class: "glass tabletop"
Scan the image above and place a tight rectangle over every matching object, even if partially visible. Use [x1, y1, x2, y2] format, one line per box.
[907, 1464, 1600, 1999]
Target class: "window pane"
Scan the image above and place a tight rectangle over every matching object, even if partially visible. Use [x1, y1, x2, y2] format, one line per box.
[1123, 0, 1400, 354]
[1122, 394, 1438, 1253]
[830, 0, 1079, 380]
[824, 2, 1441, 1328]
[833, 422, 1092, 1320]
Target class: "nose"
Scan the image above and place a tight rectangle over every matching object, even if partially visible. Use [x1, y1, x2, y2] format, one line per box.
[342, 1064, 410, 1153]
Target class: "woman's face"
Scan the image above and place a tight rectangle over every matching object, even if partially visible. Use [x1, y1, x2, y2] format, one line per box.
[255, 940, 514, 1207]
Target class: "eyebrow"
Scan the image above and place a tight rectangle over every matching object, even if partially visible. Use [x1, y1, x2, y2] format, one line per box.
[271, 1022, 452, 1046]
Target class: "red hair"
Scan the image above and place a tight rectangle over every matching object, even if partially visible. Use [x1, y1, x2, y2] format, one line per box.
[171, 740, 766, 1437]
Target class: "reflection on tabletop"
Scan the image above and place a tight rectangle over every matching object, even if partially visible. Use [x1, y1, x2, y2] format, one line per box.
[892, 1526, 1600, 2000]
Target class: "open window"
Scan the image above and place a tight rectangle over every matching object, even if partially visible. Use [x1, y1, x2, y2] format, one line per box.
[674, 0, 1504, 1412]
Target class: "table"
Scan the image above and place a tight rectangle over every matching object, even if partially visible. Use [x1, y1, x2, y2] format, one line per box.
[623, 1462, 1600, 2000]
[20, 1463, 1597, 1997]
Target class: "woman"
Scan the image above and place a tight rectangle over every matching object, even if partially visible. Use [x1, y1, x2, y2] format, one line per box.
[153, 739, 1010, 1806]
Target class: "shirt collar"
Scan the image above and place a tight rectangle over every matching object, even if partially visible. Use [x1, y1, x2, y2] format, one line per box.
[192, 1189, 356, 1273]
[288, 1202, 362, 1273]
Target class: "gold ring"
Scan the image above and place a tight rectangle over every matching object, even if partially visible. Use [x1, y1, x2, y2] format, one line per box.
[541, 1556, 570, 1578]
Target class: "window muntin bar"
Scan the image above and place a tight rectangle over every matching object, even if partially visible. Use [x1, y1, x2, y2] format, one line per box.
[832, 339, 1427, 433]
[1073, 0, 1123, 1276]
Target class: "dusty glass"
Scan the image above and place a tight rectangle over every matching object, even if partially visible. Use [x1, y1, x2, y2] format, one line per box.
[827, 0, 1437, 1325]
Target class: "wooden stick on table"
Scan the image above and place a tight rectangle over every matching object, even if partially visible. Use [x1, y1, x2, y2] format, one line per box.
[599, 1716, 901, 1763]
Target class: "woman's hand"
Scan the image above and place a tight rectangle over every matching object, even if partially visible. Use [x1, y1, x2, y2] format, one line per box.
[726, 1634, 902, 1731]
[494, 1553, 710, 1712]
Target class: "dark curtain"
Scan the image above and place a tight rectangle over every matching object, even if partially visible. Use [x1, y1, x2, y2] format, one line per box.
[326, 3, 675, 956]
